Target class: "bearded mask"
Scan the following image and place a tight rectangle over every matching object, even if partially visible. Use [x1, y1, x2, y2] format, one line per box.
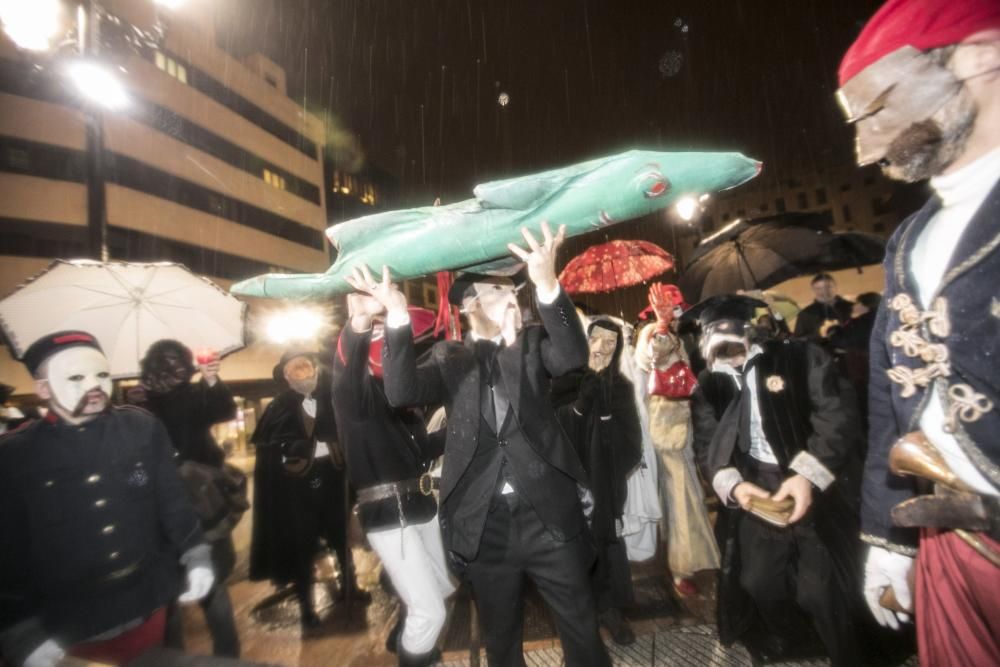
[283, 356, 318, 396]
[141, 340, 195, 394]
[43, 346, 112, 419]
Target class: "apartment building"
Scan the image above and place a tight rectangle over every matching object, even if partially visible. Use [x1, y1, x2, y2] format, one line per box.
[0, 0, 327, 410]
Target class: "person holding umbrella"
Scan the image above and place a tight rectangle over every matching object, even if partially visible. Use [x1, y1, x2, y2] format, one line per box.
[0, 331, 213, 667]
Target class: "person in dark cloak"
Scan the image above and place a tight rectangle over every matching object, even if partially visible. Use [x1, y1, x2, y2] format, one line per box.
[131, 340, 240, 657]
[687, 295, 868, 666]
[248, 349, 346, 629]
[553, 318, 643, 646]
[792, 274, 854, 342]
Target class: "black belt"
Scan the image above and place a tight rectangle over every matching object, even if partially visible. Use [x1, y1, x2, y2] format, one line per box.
[357, 473, 438, 505]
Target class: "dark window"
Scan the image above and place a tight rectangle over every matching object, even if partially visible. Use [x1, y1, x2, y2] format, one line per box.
[842, 204, 853, 222]
[775, 197, 786, 213]
[0, 136, 325, 250]
[736, 209, 745, 218]
[873, 222, 886, 233]
[722, 212, 730, 222]
[759, 202, 769, 212]
[815, 187, 827, 205]
[797, 192, 808, 209]
[0, 58, 322, 205]
[0, 217, 293, 281]
[840, 183, 851, 192]
[148, 48, 318, 159]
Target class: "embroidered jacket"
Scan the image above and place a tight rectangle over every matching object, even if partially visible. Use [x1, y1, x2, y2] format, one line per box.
[863, 180, 1000, 554]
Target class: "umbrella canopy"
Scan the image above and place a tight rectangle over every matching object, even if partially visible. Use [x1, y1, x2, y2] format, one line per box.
[0, 260, 247, 378]
[678, 213, 885, 302]
[559, 240, 675, 295]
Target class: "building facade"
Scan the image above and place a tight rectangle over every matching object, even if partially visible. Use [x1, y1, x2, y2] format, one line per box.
[0, 0, 328, 401]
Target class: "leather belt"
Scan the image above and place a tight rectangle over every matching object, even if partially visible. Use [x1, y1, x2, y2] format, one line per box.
[357, 473, 438, 505]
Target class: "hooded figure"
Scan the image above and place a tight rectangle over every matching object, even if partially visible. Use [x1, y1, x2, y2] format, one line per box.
[553, 317, 643, 646]
[248, 349, 345, 629]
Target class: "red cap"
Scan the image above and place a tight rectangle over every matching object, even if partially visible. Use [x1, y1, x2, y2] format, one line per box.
[839, 0, 1000, 86]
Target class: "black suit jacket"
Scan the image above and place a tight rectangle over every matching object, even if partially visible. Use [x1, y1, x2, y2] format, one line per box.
[383, 289, 590, 559]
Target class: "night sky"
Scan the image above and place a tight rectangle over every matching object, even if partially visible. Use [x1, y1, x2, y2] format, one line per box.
[215, 0, 883, 205]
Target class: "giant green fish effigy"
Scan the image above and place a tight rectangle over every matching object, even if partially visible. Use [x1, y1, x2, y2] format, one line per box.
[231, 149, 760, 300]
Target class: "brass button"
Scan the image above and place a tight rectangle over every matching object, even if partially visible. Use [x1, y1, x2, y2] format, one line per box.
[86, 474, 101, 484]
[101, 524, 115, 535]
[95, 499, 108, 508]
[109, 551, 120, 560]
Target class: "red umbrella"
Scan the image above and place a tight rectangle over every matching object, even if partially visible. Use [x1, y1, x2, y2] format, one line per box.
[559, 240, 675, 295]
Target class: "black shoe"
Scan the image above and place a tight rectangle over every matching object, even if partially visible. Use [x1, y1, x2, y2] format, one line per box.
[301, 609, 322, 629]
[599, 608, 636, 646]
[386, 611, 406, 654]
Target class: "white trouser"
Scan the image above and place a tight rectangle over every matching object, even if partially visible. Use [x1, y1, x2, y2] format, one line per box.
[366, 517, 456, 654]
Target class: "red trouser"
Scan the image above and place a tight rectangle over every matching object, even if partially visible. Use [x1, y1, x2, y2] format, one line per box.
[916, 529, 1000, 667]
[69, 608, 166, 665]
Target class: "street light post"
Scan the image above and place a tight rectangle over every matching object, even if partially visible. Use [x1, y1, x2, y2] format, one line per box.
[79, 0, 108, 261]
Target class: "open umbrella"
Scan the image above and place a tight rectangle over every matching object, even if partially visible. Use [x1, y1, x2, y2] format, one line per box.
[0, 260, 247, 378]
[559, 240, 675, 295]
[678, 212, 885, 302]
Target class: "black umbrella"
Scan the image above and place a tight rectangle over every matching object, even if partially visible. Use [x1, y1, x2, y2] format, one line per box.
[678, 212, 886, 303]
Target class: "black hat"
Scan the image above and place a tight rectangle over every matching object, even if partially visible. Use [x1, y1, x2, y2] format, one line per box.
[272, 348, 318, 384]
[22, 330, 103, 376]
[679, 295, 768, 329]
[447, 273, 519, 307]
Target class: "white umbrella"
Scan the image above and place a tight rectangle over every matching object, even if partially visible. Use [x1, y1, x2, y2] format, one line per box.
[0, 260, 247, 378]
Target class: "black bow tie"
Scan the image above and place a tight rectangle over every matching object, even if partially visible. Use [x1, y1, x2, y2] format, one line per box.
[475, 340, 499, 384]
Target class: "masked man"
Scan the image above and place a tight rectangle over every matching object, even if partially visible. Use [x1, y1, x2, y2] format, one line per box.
[348, 222, 610, 667]
[688, 297, 863, 666]
[250, 350, 346, 629]
[331, 295, 453, 667]
[836, 1, 1000, 664]
[553, 318, 643, 646]
[0, 331, 213, 667]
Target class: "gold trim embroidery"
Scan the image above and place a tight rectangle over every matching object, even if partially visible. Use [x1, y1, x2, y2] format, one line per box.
[944, 383, 994, 434]
[886, 295, 952, 397]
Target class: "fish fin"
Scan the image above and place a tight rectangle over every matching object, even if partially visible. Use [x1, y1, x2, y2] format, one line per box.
[326, 208, 433, 252]
[473, 153, 632, 210]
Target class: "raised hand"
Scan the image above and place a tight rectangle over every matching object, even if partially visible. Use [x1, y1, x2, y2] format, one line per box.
[345, 265, 408, 316]
[648, 283, 676, 333]
[506, 221, 566, 294]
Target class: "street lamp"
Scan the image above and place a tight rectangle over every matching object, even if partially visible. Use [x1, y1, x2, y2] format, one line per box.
[0, 0, 136, 262]
[0, 0, 63, 51]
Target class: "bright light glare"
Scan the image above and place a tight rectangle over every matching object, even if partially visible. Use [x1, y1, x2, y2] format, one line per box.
[154, 0, 186, 9]
[0, 0, 61, 51]
[66, 61, 129, 109]
[266, 308, 324, 344]
[675, 196, 699, 221]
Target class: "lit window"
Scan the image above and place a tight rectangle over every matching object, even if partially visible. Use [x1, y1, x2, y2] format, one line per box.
[264, 169, 272, 186]
[177, 65, 187, 84]
[166, 59, 176, 77]
[155, 52, 166, 70]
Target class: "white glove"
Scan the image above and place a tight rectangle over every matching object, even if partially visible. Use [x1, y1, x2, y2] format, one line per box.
[178, 564, 215, 603]
[863, 545, 914, 630]
[24, 639, 64, 667]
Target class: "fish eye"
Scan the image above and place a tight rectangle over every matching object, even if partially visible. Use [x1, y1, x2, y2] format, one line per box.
[69, 374, 84, 382]
[640, 172, 671, 199]
[97, 372, 110, 379]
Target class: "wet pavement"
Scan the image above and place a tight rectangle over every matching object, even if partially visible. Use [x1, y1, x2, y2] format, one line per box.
[178, 559, 917, 666]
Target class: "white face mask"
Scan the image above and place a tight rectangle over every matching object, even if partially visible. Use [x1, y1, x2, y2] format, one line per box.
[44, 347, 112, 419]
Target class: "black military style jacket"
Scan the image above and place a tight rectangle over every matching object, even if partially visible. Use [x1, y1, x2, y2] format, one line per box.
[0, 405, 204, 656]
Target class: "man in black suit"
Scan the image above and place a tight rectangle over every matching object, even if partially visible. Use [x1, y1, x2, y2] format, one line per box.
[347, 222, 610, 667]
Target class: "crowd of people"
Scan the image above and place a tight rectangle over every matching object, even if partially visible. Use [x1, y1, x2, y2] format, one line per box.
[0, 1, 998, 666]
